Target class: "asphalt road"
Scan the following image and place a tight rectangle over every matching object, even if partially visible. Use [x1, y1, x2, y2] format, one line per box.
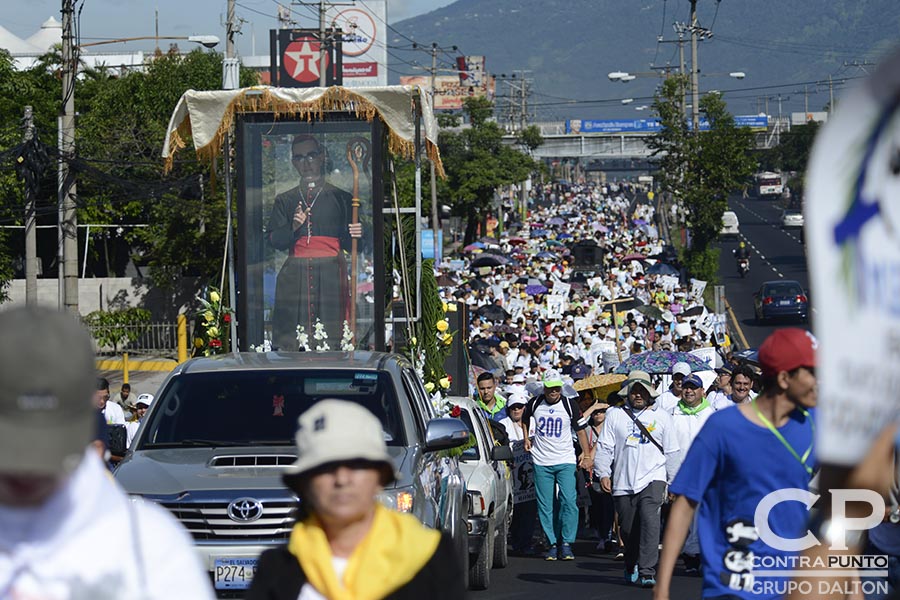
[717, 194, 812, 348]
[471, 539, 702, 599]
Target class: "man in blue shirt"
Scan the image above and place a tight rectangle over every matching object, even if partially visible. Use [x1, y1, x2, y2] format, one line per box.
[654, 328, 818, 600]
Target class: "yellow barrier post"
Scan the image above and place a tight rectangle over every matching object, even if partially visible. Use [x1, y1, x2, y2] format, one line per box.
[177, 314, 188, 363]
[123, 352, 129, 384]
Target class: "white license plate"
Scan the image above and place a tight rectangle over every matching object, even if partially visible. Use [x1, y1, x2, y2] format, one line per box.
[779, 300, 791, 306]
[214, 558, 258, 590]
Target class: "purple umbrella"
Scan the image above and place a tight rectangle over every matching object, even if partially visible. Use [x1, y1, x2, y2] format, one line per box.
[525, 284, 549, 296]
[547, 217, 566, 226]
[614, 351, 711, 374]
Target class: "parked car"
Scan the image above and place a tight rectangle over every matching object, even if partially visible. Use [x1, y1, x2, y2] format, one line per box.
[448, 396, 515, 591]
[720, 211, 740, 238]
[115, 352, 471, 596]
[753, 280, 809, 323]
[781, 210, 804, 229]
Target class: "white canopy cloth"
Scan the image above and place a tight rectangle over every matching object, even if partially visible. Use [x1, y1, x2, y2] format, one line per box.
[161, 85, 443, 175]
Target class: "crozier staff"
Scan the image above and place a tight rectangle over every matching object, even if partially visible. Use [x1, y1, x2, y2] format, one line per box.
[267, 135, 362, 350]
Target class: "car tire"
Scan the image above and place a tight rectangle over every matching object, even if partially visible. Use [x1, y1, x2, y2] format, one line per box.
[492, 508, 510, 569]
[469, 518, 493, 590]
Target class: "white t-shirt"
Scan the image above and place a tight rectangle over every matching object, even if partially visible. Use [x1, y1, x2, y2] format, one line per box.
[298, 557, 349, 600]
[0, 450, 213, 600]
[670, 403, 715, 477]
[526, 398, 581, 467]
[499, 415, 534, 442]
[103, 401, 126, 425]
[594, 404, 680, 496]
[657, 389, 680, 414]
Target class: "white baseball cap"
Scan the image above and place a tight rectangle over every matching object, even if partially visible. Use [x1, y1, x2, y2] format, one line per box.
[135, 393, 154, 408]
[284, 400, 396, 484]
[672, 361, 692, 377]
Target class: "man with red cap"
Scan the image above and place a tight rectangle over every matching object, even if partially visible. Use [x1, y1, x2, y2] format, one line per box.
[654, 328, 818, 600]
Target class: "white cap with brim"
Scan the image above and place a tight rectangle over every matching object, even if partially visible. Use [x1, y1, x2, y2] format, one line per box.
[284, 399, 397, 485]
[543, 369, 564, 388]
[136, 393, 154, 407]
[672, 361, 692, 377]
[617, 370, 661, 399]
[0, 307, 97, 476]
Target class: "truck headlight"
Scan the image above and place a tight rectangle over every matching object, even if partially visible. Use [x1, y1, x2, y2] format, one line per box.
[378, 488, 414, 513]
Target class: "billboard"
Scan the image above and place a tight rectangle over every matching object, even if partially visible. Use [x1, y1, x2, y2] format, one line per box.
[456, 55, 486, 87]
[326, 0, 387, 86]
[565, 115, 769, 134]
[399, 75, 496, 111]
[270, 29, 342, 87]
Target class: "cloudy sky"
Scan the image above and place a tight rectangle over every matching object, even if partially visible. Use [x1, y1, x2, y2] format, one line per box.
[2, 0, 450, 55]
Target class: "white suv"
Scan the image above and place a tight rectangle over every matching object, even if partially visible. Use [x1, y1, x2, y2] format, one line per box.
[448, 396, 515, 591]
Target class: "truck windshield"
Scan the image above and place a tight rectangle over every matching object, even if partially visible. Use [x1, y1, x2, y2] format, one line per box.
[139, 370, 406, 448]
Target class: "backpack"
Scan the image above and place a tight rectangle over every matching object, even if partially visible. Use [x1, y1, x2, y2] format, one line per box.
[524, 394, 586, 455]
[108, 424, 128, 456]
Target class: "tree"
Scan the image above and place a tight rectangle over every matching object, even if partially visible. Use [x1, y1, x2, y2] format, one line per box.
[439, 96, 540, 244]
[649, 76, 755, 282]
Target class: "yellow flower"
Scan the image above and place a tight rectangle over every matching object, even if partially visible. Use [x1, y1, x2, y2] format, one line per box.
[436, 319, 449, 332]
[439, 377, 450, 389]
[204, 310, 215, 323]
[207, 326, 219, 338]
[424, 382, 436, 393]
[210, 291, 220, 303]
[442, 302, 449, 313]
[410, 337, 418, 346]
[194, 338, 205, 348]
[443, 334, 453, 346]
[447, 303, 457, 312]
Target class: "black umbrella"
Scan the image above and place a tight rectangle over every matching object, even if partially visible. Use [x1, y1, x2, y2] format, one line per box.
[603, 297, 644, 312]
[470, 253, 509, 269]
[682, 305, 705, 317]
[475, 304, 510, 322]
[464, 278, 490, 291]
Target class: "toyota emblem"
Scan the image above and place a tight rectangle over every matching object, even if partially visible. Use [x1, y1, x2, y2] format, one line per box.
[227, 497, 264, 522]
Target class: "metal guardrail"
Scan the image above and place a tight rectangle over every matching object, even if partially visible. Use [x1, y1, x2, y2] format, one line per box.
[86, 321, 181, 358]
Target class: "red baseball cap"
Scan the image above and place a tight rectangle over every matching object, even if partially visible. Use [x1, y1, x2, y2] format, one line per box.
[757, 328, 817, 377]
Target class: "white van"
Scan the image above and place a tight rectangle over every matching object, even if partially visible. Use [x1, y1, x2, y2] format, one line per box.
[721, 211, 740, 238]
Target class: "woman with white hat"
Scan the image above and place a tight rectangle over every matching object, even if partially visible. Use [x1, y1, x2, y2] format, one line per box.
[247, 400, 465, 600]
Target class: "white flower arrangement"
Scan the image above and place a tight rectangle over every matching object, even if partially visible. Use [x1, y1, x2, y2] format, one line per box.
[313, 318, 330, 352]
[249, 337, 272, 353]
[296, 324, 310, 351]
[340, 320, 355, 352]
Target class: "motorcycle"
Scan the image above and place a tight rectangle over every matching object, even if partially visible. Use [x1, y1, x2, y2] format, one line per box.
[737, 258, 750, 278]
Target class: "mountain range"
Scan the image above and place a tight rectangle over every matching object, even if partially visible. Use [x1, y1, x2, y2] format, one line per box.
[390, 0, 900, 121]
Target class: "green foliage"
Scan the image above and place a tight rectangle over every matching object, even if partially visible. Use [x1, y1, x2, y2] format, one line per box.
[517, 125, 544, 152]
[83, 307, 152, 353]
[412, 259, 453, 392]
[440, 97, 540, 244]
[650, 77, 755, 282]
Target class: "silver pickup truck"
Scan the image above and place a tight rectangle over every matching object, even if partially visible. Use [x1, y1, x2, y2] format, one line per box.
[115, 352, 470, 596]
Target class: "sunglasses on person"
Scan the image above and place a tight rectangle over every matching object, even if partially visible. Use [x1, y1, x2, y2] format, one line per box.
[292, 150, 323, 163]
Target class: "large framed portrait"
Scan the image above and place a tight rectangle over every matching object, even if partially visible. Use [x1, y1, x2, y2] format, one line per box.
[236, 114, 385, 352]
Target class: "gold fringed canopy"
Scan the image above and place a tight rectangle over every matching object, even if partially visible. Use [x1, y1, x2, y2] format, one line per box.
[161, 85, 444, 177]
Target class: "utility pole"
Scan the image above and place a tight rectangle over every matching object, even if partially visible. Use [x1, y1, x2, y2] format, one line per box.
[426, 44, 439, 259]
[24, 106, 37, 305]
[829, 75, 834, 112]
[60, 0, 79, 314]
[224, 0, 239, 347]
[318, 0, 327, 86]
[689, 0, 700, 132]
[804, 84, 809, 114]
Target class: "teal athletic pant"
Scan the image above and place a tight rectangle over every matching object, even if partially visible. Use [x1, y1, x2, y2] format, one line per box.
[532, 463, 578, 546]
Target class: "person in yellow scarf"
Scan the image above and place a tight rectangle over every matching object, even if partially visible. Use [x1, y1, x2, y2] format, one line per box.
[247, 399, 465, 600]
